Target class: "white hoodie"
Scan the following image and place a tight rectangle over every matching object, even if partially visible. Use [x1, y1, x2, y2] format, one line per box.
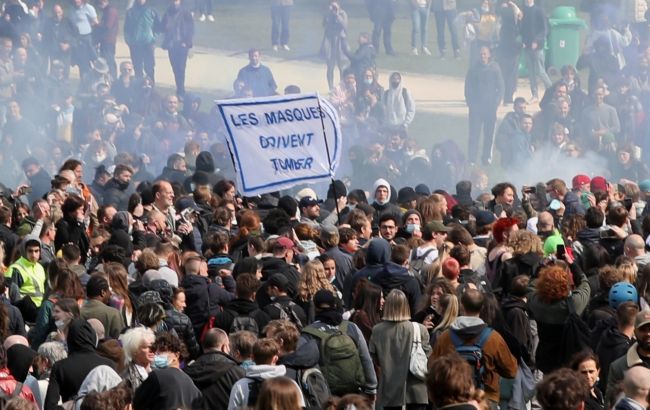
[227, 364, 305, 410]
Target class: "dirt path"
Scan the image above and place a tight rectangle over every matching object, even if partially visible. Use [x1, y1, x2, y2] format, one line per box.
[115, 40, 534, 118]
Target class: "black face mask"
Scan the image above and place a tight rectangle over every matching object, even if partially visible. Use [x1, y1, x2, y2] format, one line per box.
[390, 81, 400, 89]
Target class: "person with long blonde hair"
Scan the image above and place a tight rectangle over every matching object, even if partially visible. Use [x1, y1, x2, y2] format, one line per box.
[431, 293, 459, 346]
[296, 260, 336, 322]
[369, 290, 430, 409]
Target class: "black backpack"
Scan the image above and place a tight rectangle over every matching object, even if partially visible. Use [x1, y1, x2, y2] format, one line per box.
[450, 327, 493, 389]
[560, 297, 592, 364]
[272, 301, 304, 330]
[229, 310, 260, 335]
[297, 368, 331, 409]
[409, 248, 435, 285]
[245, 376, 265, 407]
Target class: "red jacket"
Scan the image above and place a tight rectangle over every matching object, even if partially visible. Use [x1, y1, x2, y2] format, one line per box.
[0, 369, 36, 403]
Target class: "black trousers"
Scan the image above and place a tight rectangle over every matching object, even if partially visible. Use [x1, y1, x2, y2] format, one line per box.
[498, 53, 519, 104]
[468, 104, 497, 164]
[372, 13, 395, 53]
[100, 41, 117, 79]
[168, 46, 189, 96]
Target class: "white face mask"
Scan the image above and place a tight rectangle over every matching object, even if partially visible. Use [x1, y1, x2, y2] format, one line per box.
[364, 78, 373, 85]
[55, 319, 66, 330]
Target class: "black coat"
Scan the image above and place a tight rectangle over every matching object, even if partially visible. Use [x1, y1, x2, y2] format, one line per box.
[27, 168, 51, 204]
[102, 178, 132, 211]
[54, 216, 90, 264]
[258, 257, 300, 307]
[165, 309, 200, 360]
[0, 225, 18, 265]
[596, 325, 634, 391]
[133, 367, 202, 410]
[184, 351, 245, 410]
[464, 61, 504, 109]
[44, 320, 115, 410]
[262, 295, 307, 328]
[502, 296, 534, 365]
[181, 274, 232, 336]
[213, 298, 270, 336]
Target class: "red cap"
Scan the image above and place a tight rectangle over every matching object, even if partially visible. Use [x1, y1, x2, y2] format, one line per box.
[276, 236, 297, 251]
[572, 174, 591, 190]
[590, 176, 608, 192]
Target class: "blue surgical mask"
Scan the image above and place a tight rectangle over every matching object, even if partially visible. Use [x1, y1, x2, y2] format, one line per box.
[153, 354, 169, 369]
[405, 223, 418, 233]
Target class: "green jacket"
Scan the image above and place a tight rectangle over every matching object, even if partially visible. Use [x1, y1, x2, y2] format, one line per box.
[80, 299, 125, 339]
[124, 4, 159, 46]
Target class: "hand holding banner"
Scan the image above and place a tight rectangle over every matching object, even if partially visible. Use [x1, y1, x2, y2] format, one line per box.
[216, 93, 342, 196]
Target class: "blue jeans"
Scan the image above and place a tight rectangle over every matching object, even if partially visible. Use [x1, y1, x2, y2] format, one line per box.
[524, 48, 551, 98]
[411, 6, 430, 48]
[271, 5, 291, 46]
[434, 9, 459, 54]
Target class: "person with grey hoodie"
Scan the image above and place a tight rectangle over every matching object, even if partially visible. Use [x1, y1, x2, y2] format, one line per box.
[73, 365, 122, 410]
[429, 288, 517, 406]
[227, 338, 305, 410]
[370, 178, 401, 232]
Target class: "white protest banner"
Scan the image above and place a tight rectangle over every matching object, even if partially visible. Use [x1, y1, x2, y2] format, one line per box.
[216, 93, 342, 196]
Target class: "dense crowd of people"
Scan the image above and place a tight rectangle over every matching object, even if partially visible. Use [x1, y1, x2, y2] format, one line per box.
[3, 0, 650, 409]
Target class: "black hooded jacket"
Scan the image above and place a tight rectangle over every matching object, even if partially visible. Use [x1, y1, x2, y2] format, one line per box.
[181, 274, 233, 335]
[212, 298, 270, 336]
[498, 252, 542, 296]
[257, 257, 300, 308]
[372, 262, 421, 315]
[102, 177, 132, 211]
[44, 319, 115, 410]
[501, 296, 534, 364]
[184, 350, 245, 410]
[596, 324, 635, 391]
[54, 215, 90, 264]
[158, 166, 187, 186]
[344, 239, 391, 307]
[195, 152, 222, 185]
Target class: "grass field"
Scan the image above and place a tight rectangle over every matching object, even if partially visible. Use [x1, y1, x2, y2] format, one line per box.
[147, 0, 582, 183]
[184, 0, 586, 78]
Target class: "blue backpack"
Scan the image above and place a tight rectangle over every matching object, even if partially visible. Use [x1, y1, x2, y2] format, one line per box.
[450, 327, 493, 389]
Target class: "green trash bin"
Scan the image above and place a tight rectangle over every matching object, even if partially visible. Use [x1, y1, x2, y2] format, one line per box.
[547, 6, 587, 70]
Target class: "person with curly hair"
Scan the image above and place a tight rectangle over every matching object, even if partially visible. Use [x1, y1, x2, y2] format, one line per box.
[296, 260, 336, 319]
[569, 350, 604, 410]
[537, 368, 589, 410]
[132, 331, 201, 410]
[498, 230, 543, 296]
[528, 261, 590, 374]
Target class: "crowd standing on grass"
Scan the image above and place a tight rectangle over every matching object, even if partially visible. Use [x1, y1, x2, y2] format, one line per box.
[4, 0, 650, 409]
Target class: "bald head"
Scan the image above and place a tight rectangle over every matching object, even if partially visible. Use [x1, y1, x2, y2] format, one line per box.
[87, 318, 105, 340]
[537, 211, 554, 233]
[3, 335, 28, 350]
[203, 328, 229, 352]
[623, 366, 650, 403]
[625, 234, 646, 257]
